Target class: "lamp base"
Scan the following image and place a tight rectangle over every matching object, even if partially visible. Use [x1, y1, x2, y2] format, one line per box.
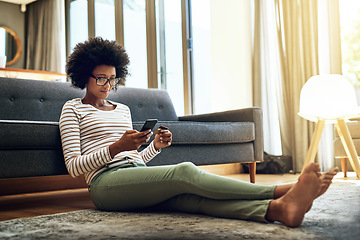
[302, 119, 360, 179]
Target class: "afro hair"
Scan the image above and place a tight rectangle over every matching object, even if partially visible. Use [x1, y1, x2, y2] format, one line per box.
[66, 37, 130, 89]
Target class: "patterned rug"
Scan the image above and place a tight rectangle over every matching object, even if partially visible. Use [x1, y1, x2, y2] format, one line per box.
[0, 180, 359, 240]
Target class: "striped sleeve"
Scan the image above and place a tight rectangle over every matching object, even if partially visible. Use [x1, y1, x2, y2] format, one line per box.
[59, 101, 112, 178]
[139, 141, 161, 163]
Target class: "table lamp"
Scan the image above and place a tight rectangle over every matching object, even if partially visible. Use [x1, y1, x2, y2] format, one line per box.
[298, 74, 360, 177]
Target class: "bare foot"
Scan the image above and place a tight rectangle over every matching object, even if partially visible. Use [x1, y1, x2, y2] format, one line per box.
[316, 167, 338, 198]
[273, 167, 338, 214]
[265, 162, 321, 227]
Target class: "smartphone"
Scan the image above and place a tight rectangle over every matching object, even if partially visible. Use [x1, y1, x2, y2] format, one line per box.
[140, 119, 158, 132]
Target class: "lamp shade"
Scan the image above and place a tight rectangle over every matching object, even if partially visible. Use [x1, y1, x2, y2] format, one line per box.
[298, 74, 360, 122]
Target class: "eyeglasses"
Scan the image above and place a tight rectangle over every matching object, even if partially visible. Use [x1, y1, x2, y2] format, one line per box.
[90, 74, 121, 86]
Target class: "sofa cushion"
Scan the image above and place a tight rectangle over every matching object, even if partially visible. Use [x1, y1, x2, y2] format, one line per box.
[133, 121, 255, 144]
[146, 143, 255, 166]
[334, 138, 360, 157]
[0, 120, 61, 149]
[334, 120, 360, 139]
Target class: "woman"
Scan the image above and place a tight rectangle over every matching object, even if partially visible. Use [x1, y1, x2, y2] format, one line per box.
[60, 37, 338, 228]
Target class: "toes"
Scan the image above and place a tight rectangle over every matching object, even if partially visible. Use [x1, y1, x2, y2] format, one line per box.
[322, 174, 334, 180]
[329, 167, 339, 174]
[313, 163, 321, 172]
[305, 162, 320, 173]
[321, 175, 334, 181]
[320, 168, 339, 181]
[325, 170, 338, 178]
[321, 179, 332, 184]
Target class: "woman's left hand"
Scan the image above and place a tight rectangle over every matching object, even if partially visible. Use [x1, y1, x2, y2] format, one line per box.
[154, 129, 172, 150]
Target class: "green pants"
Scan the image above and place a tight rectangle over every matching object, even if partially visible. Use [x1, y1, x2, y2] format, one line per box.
[89, 162, 276, 223]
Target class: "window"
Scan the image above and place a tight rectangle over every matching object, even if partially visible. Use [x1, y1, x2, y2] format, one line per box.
[156, 0, 184, 115]
[340, 1, 360, 89]
[66, 0, 252, 116]
[123, 0, 148, 89]
[95, 0, 116, 40]
[190, 0, 253, 114]
[69, 0, 88, 51]
[191, 0, 212, 114]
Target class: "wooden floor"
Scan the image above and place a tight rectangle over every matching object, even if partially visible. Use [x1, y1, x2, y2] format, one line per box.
[0, 168, 355, 222]
[0, 188, 94, 221]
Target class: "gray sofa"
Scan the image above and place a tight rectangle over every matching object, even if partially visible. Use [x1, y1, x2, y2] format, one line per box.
[0, 77, 263, 183]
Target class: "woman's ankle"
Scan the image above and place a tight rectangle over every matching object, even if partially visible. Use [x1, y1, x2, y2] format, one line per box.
[273, 183, 294, 199]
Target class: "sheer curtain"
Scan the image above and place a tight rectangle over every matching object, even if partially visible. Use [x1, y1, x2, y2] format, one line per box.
[252, 0, 283, 156]
[275, 0, 320, 172]
[253, 0, 342, 172]
[25, 0, 65, 72]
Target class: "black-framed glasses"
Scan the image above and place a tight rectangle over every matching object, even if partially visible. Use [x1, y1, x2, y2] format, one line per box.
[90, 74, 121, 86]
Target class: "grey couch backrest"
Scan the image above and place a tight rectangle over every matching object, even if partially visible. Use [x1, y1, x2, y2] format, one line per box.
[108, 86, 178, 122]
[0, 77, 178, 122]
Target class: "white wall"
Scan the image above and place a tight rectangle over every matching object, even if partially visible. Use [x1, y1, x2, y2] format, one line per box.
[210, 0, 253, 112]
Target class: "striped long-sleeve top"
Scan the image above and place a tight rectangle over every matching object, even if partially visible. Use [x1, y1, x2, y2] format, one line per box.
[59, 98, 161, 184]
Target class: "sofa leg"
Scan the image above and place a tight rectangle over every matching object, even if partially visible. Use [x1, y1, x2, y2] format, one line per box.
[340, 158, 347, 178]
[248, 162, 256, 183]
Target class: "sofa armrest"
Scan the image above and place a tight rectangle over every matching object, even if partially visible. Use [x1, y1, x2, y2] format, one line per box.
[178, 107, 263, 162]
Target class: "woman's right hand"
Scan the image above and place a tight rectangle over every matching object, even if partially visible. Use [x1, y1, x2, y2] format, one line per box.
[109, 130, 152, 158]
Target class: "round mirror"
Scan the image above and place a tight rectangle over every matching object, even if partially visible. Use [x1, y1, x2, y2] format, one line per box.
[0, 26, 22, 67]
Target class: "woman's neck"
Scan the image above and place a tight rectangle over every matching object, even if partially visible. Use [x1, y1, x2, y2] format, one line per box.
[81, 95, 116, 111]
[82, 95, 107, 107]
